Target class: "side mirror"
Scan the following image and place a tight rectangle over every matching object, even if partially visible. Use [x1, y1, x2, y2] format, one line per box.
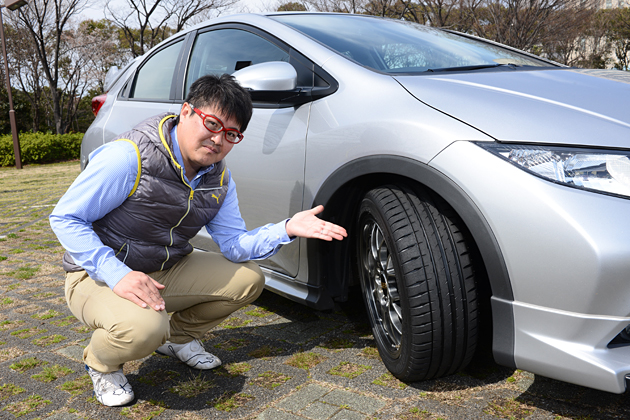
[233, 61, 297, 91]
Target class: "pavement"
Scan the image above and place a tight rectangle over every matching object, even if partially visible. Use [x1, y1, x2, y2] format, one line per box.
[2, 162, 630, 420]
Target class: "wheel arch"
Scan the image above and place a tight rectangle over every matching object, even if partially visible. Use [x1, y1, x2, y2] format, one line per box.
[307, 154, 516, 368]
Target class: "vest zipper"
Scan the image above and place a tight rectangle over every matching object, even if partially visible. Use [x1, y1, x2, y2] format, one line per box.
[161, 186, 194, 271]
[156, 116, 206, 271]
[115, 243, 130, 264]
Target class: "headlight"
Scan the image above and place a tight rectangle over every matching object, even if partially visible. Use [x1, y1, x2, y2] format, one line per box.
[477, 143, 630, 199]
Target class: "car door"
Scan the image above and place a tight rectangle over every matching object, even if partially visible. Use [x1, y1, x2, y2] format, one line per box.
[183, 25, 313, 278]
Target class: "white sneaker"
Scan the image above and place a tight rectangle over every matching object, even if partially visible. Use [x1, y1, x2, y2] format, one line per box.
[156, 339, 221, 370]
[85, 365, 134, 406]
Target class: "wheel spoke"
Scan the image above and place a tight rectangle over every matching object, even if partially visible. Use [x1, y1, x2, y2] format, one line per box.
[370, 224, 380, 262]
[378, 245, 389, 273]
[383, 304, 402, 347]
[371, 289, 383, 321]
[385, 255, 399, 301]
[382, 310, 394, 339]
[392, 302, 403, 325]
[359, 214, 403, 351]
[361, 224, 375, 274]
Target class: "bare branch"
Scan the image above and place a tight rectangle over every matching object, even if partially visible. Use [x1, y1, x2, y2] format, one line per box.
[11, 0, 92, 133]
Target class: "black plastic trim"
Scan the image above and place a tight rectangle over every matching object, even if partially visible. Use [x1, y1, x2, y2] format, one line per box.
[123, 35, 188, 103]
[306, 154, 516, 366]
[271, 281, 335, 311]
[608, 327, 630, 349]
[490, 297, 516, 367]
[247, 84, 338, 108]
[173, 32, 197, 100]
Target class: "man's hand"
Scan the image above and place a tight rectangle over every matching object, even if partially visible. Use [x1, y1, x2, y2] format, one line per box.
[286, 205, 348, 241]
[113, 271, 166, 311]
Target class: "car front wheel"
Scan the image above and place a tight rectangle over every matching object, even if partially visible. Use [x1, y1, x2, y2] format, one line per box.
[357, 185, 478, 381]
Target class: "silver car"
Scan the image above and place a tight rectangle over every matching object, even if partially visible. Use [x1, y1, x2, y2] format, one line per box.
[82, 12, 630, 393]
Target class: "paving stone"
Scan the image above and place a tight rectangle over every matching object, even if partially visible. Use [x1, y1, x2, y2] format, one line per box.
[320, 389, 387, 415]
[329, 409, 366, 420]
[277, 384, 331, 411]
[299, 401, 340, 419]
[258, 407, 307, 420]
[46, 412, 82, 420]
[264, 320, 337, 345]
[56, 345, 85, 362]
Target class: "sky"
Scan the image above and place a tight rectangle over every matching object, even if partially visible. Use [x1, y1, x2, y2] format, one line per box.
[79, 0, 276, 23]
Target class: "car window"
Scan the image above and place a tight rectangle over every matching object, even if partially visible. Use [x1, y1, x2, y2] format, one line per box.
[272, 14, 553, 74]
[131, 40, 183, 100]
[185, 29, 290, 96]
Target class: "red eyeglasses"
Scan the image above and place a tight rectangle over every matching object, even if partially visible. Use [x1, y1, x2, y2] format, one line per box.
[189, 104, 244, 144]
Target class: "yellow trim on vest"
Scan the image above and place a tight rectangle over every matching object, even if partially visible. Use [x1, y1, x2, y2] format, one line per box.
[220, 168, 225, 186]
[115, 243, 127, 257]
[115, 139, 141, 197]
[158, 115, 193, 190]
[161, 246, 170, 271]
[158, 115, 179, 167]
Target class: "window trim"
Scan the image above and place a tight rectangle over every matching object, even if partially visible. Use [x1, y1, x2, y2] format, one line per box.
[122, 35, 190, 103]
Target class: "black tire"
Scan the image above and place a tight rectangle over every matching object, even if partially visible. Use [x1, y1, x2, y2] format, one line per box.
[357, 185, 478, 381]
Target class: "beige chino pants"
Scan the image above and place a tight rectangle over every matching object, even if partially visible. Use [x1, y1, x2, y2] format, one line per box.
[65, 250, 264, 373]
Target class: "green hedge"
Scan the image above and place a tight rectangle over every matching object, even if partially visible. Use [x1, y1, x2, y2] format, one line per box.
[0, 132, 83, 166]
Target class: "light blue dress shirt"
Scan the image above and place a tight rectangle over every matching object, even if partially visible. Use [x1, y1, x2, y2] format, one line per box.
[50, 125, 292, 290]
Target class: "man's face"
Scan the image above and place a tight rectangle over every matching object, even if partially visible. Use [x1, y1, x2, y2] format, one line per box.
[176, 102, 240, 177]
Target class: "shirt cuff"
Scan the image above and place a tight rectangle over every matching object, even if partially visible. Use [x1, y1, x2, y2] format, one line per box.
[92, 258, 133, 290]
[276, 219, 294, 243]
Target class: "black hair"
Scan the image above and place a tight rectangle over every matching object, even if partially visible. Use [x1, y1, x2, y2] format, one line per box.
[184, 74, 253, 132]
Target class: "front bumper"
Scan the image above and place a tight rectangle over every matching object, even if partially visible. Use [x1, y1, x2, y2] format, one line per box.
[431, 141, 630, 393]
[509, 298, 630, 393]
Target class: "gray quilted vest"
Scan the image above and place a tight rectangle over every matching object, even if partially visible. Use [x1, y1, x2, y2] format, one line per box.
[64, 113, 230, 275]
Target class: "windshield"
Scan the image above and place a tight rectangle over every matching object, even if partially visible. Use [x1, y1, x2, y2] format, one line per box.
[271, 14, 553, 74]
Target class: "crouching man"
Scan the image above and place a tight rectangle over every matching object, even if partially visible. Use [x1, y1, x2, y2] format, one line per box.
[50, 74, 347, 406]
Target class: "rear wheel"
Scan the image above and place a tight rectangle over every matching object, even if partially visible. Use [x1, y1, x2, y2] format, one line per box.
[357, 185, 478, 381]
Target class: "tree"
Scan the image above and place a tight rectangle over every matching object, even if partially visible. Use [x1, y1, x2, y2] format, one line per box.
[364, 0, 413, 19]
[400, 0, 461, 27]
[106, 0, 174, 57]
[470, 0, 597, 53]
[76, 19, 129, 93]
[105, 0, 238, 58]
[277, 1, 308, 10]
[0, 85, 34, 135]
[3, 21, 44, 132]
[12, 0, 93, 134]
[304, 0, 366, 13]
[608, 7, 630, 70]
[544, 7, 610, 68]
